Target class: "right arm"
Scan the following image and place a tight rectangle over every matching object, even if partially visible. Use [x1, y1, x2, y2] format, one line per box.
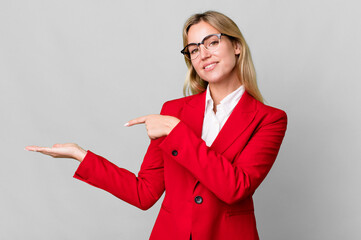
[74, 138, 165, 210]
[25, 139, 166, 210]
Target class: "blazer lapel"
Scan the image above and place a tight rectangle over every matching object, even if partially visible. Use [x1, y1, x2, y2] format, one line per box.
[210, 91, 258, 154]
[179, 90, 258, 155]
[180, 91, 207, 138]
[179, 90, 257, 190]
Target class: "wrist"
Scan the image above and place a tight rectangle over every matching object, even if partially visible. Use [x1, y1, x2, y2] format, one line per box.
[167, 118, 180, 135]
[75, 148, 87, 162]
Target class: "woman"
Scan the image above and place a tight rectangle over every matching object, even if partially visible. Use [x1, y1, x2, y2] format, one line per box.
[26, 11, 287, 240]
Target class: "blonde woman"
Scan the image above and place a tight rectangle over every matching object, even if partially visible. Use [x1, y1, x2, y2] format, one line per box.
[27, 11, 287, 240]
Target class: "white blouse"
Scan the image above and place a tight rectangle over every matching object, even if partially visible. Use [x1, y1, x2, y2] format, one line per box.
[201, 84, 245, 147]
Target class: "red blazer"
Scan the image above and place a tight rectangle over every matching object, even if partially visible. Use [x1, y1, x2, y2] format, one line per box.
[74, 91, 287, 240]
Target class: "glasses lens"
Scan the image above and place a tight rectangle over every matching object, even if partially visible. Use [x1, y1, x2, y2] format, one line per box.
[204, 35, 221, 52]
[185, 44, 199, 60]
[181, 34, 222, 60]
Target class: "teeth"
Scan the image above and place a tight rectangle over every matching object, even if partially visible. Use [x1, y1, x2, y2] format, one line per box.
[205, 63, 216, 69]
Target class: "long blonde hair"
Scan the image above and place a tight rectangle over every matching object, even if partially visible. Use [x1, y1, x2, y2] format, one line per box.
[182, 11, 264, 103]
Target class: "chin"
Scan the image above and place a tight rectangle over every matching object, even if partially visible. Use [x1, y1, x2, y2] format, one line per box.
[201, 75, 224, 84]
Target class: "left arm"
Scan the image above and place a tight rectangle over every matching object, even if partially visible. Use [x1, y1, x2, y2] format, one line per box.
[127, 110, 287, 204]
[158, 111, 287, 204]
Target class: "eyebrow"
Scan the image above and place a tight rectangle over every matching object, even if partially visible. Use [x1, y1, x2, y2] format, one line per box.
[187, 33, 220, 45]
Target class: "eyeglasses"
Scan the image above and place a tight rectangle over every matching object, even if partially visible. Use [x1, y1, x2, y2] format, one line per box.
[181, 33, 226, 60]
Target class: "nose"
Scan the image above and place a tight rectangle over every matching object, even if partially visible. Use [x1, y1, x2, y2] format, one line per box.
[199, 45, 211, 60]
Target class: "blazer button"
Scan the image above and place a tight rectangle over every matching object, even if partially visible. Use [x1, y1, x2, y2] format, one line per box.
[172, 150, 178, 156]
[194, 196, 203, 204]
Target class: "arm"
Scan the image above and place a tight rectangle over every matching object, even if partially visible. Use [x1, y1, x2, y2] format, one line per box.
[26, 113, 168, 211]
[159, 110, 287, 205]
[74, 137, 165, 210]
[26, 141, 166, 210]
[73, 103, 171, 210]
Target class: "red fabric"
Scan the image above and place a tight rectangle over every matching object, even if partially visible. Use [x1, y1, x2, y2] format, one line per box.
[74, 91, 287, 240]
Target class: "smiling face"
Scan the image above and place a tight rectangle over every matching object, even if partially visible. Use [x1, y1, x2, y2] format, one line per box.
[187, 21, 241, 87]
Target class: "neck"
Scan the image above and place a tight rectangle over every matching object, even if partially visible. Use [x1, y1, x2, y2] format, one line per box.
[208, 80, 242, 106]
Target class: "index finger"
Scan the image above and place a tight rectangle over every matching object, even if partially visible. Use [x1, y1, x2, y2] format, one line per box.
[25, 145, 51, 152]
[125, 115, 149, 127]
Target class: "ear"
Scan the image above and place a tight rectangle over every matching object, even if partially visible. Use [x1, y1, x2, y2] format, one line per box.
[233, 41, 241, 55]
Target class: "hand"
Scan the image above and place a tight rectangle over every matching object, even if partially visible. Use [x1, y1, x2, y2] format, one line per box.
[125, 114, 180, 140]
[25, 143, 87, 162]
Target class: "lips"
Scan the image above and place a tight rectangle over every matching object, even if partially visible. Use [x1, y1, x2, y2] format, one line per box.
[203, 62, 217, 71]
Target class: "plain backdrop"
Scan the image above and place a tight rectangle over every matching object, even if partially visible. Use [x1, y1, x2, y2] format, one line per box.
[1, 0, 360, 239]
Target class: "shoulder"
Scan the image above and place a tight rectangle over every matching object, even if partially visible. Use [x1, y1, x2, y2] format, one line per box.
[251, 95, 287, 127]
[258, 101, 286, 118]
[160, 92, 205, 116]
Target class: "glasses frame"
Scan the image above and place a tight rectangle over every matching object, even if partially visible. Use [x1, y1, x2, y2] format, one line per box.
[181, 33, 227, 60]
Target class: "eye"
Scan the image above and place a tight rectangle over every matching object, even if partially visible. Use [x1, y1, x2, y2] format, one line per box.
[189, 47, 199, 55]
[210, 40, 220, 46]
[208, 40, 219, 49]
[204, 35, 220, 49]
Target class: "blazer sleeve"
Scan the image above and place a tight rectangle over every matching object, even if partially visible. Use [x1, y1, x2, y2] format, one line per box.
[159, 106, 287, 205]
[73, 117, 167, 211]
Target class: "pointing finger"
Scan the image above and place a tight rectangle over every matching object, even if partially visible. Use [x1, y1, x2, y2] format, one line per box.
[125, 115, 149, 127]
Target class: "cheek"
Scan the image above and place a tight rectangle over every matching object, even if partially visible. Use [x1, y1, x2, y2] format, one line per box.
[223, 51, 238, 69]
[191, 60, 202, 74]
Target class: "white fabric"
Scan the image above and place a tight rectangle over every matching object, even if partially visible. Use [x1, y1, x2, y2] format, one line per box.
[201, 84, 245, 147]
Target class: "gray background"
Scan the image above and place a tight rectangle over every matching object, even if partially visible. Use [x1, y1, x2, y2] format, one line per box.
[1, 0, 360, 239]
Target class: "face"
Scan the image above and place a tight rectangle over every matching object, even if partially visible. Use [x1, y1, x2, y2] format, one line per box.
[187, 21, 241, 86]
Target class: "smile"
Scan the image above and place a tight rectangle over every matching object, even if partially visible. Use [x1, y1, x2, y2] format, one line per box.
[204, 63, 217, 71]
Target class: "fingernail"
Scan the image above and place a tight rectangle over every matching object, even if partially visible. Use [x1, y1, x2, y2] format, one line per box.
[25, 148, 35, 152]
[124, 122, 129, 127]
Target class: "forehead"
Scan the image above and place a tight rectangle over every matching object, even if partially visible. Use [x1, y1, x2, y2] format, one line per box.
[187, 21, 220, 43]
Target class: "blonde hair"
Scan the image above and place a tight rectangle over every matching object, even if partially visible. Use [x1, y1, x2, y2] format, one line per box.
[182, 11, 264, 103]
